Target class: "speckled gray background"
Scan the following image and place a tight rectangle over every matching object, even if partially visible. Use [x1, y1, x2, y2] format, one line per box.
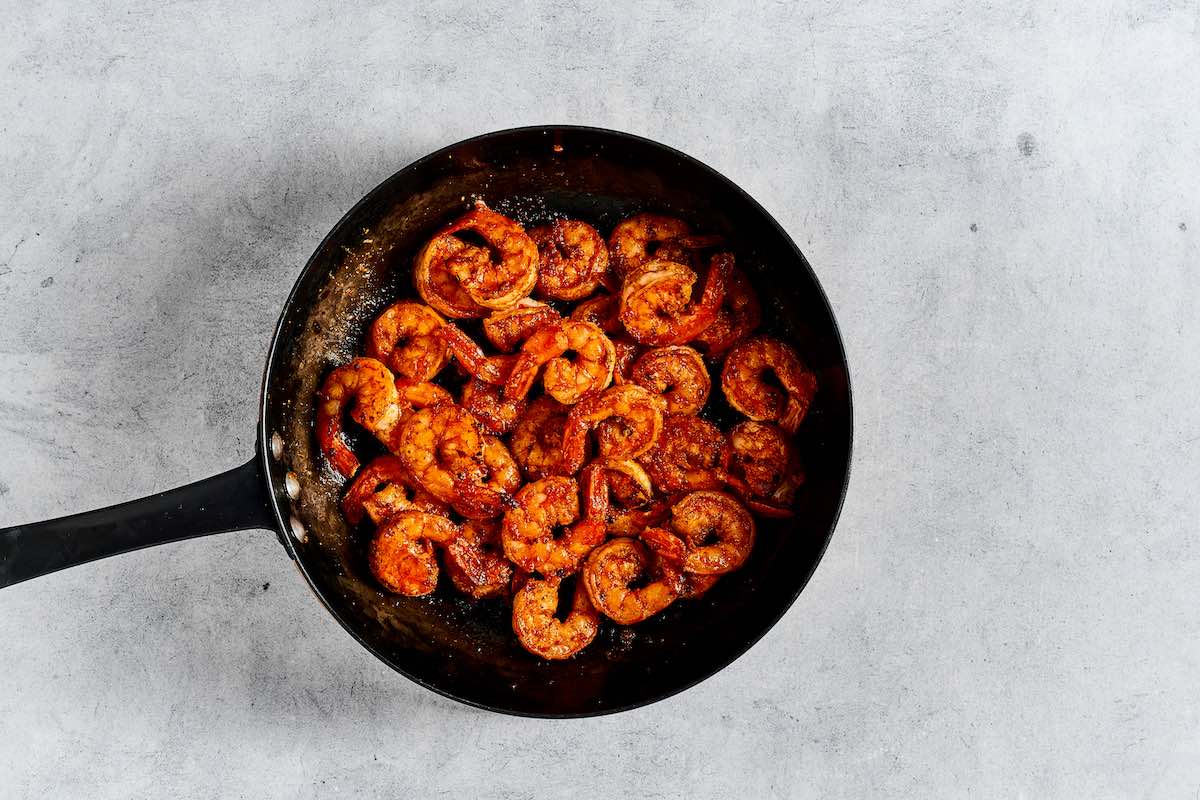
[2, 2, 1198, 797]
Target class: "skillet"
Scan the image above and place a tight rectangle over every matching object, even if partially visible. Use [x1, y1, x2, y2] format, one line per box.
[0, 126, 852, 717]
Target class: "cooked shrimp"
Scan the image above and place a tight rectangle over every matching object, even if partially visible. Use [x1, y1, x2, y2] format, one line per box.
[503, 320, 616, 405]
[608, 213, 692, 279]
[653, 234, 726, 271]
[578, 458, 667, 536]
[569, 293, 622, 333]
[560, 384, 666, 474]
[454, 435, 521, 519]
[721, 336, 818, 433]
[639, 415, 726, 493]
[395, 403, 484, 505]
[694, 266, 760, 355]
[316, 357, 403, 478]
[530, 219, 609, 301]
[678, 571, 720, 599]
[366, 301, 449, 381]
[342, 455, 447, 526]
[718, 420, 803, 516]
[445, 518, 513, 599]
[440, 323, 511, 385]
[482, 299, 560, 352]
[413, 234, 491, 318]
[644, 491, 755, 575]
[630, 345, 711, 415]
[369, 511, 459, 596]
[582, 537, 679, 625]
[619, 253, 731, 346]
[501, 476, 603, 576]
[512, 575, 599, 659]
[462, 376, 526, 435]
[425, 202, 539, 311]
[509, 396, 568, 480]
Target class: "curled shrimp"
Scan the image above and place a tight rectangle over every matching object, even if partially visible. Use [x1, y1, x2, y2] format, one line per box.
[395, 379, 453, 423]
[395, 403, 483, 505]
[416, 202, 538, 312]
[641, 491, 755, 575]
[580, 458, 667, 537]
[437, 323, 508, 385]
[630, 345, 711, 415]
[718, 420, 804, 517]
[560, 384, 666, 475]
[639, 415, 727, 493]
[504, 320, 616, 405]
[512, 575, 599, 659]
[694, 267, 760, 355]
[366, 301, 449, 381]
[413, 233, 491, 318]
[582, 538, 679, 625]
[461, 376, 526, 435]
[445, 518, 513, 599]
[569, 293, 621, 334]
[454, 435, 521, 520]
[678, 572, 720, 599]
[369, 510, 459, 596]
[316, 357, 402, 478]
[529, 219, 609, 301]
[608, 213, 691, 279]
[509, 396, 568, 480]
[482, 299, 560, 352]
[721, 336, 817, 433]
[342, 455, 447, 526]
[619, 253, 731, 346]
[501, 476, 604, 576]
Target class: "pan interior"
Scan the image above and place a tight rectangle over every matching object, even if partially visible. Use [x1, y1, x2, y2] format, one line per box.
[261, 128, 851, 716]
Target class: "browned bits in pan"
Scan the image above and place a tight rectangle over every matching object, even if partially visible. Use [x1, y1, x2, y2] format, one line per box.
[314, 204, 817, 659]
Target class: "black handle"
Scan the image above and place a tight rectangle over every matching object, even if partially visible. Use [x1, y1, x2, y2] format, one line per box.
[0, 456, 278, 589]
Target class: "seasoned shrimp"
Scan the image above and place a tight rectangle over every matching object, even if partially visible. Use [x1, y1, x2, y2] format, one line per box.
[501, 477, 603, 576]
[509, 396, 568, 480]
[454, 435, 521, 520]
[462, 376, 527, 435]
[503, 320, 616, 405]
[639, 415, 727, 493]
[619, 253, 731, 346]
[316, 357, 402, 478]
[560, 384, 666, 474]
[529, 219, 609, 300]
[366, 301, 449, 381]
[512, 575, 599, 659]
[678, 572, 720, 599]
[721, 336, 818, 433]
[420, 202, 538, 311]
[413, 233, 491, 318]
[643, 491, 755, 575]
[608, 213, 692, 279]
[579, 458, 667, 536]
[694, 267, 760, 355]
[569, 293, 621, 333]
[342, 455, 447, 525]
[395, 403, 484, 505]
[718, 420, 804, 516]
[582, 538, 679, 625]
[482, 299, 560, 352]
[445, 518, 513, 599]
[440, 323, 511, 385]
[630, 345, 711, 415]
[369, 511, 459, 596]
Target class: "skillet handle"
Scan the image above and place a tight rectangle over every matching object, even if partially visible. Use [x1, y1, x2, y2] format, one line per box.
[0, 456, 277, 589]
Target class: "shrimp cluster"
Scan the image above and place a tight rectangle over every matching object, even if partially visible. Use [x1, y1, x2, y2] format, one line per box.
[314, 203, 817, 660]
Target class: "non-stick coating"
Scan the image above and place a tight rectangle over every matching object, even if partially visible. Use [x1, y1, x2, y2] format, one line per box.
[259, 127, 852, 717]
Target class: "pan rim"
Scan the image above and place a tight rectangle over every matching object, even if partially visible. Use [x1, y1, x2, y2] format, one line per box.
[257, 124, 855, 718]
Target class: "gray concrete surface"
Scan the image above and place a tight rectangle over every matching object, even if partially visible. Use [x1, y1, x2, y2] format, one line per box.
[2, 1, 1198, 797]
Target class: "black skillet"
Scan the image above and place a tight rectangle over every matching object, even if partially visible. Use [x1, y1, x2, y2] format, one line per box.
[0, 126, 852, 717]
